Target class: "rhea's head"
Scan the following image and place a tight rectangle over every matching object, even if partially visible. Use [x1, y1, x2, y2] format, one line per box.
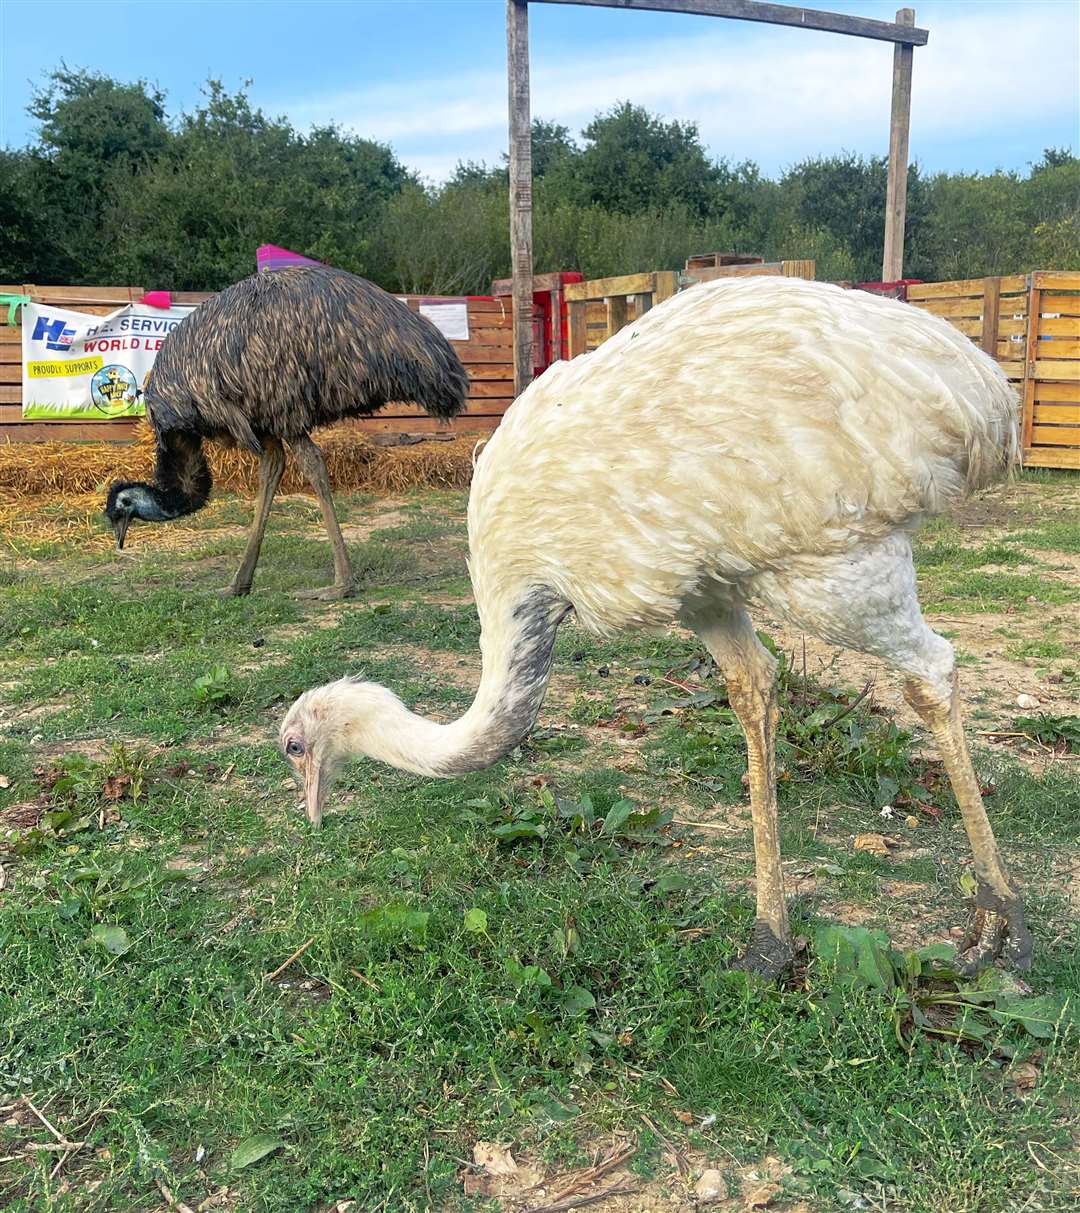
[103, 480, 161, 548]
[279, 678, 410, 827]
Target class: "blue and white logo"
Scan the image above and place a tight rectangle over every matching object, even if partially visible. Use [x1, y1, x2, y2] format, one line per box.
[31, 314, 77, 352]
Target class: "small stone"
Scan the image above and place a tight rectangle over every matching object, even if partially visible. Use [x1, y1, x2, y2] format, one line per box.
[633, 674, 651, 685]
[1015, 693, 1039, 710]
[694, 1169, 727, 1202]
[904, 814, 919, 829]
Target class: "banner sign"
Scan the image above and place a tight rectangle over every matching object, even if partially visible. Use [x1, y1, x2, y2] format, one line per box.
[21, 300, 193, 420]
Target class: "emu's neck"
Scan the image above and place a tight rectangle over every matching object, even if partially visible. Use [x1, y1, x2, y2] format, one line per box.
[144, 431, 212, 519]
[358, 588, 570, 777]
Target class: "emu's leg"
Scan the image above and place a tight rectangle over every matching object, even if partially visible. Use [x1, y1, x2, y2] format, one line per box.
[689, 605, 793, 979]
[754, 534, 1031, 972]
[219, 437, 285, 597]
[287, 434, 353, 601]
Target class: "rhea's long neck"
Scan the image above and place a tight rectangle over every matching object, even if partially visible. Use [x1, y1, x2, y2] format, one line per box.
[359, 587, 571, 777]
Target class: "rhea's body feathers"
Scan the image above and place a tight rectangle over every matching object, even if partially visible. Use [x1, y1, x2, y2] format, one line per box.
[467, 276, 1018, 636]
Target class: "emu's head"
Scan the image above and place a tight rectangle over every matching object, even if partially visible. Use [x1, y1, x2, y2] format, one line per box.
[103, 481, 161, 548]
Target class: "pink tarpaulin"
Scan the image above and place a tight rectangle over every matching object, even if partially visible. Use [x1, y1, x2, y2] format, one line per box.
[256, 244, 324, 273]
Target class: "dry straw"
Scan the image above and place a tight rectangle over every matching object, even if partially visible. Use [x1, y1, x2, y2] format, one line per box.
[0, 423, 480, 500]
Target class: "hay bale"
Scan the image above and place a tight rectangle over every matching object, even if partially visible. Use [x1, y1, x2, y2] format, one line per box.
[0, 422, 482, 500]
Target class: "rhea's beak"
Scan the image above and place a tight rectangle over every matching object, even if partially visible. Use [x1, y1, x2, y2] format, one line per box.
[303, 756, 328, 828]
[112, 512, 132, 550]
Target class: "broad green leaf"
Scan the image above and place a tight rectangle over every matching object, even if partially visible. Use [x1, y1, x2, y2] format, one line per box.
[231, 1133, 284, 1169]
[89, 924, 131, 956]
[560, 985, 596, 1015]
[600, 799, 634, 836]
[654, 872, 690, 894]
[463, 907, 488, 933]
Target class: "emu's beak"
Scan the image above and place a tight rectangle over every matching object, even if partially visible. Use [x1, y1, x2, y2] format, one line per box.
[303, 757, 328, 828]
[112, 512, 132, 550]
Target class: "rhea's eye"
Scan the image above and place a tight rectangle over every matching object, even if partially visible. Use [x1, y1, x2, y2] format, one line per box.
[285, 738, 305, 758]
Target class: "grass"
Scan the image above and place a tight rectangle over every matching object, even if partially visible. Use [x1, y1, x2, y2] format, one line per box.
[1, 487, 1078, 1213]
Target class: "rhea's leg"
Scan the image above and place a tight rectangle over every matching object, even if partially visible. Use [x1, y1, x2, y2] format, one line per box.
[220, 438, 285, 597]
[287, 434, 353, 600]
[754, 534, 1031, 972]
[689, 605, 793, 979]
[904, 674, 1032, 971]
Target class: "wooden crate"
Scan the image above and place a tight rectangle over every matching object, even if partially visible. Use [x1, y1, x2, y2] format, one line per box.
[908, 272, 1080, 470]
[564, 271, 680, 357]
[0, 285, 513, 444]
[564, 261, 817, 358]
[680, 259, 817, 285]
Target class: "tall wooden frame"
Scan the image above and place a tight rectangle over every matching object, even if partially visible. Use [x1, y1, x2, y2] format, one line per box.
[506, 0, 928, 393]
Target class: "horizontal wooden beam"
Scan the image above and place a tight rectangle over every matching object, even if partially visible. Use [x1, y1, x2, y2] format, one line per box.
[533, 0, 929, 44]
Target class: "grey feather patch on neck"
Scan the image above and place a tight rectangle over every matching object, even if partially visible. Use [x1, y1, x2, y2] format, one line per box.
[452, 586, 571, 773]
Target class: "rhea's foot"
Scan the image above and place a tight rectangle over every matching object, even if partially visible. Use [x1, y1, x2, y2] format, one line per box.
[959, 889, 1033, 974]
[217, 583, 252, 598]
[294, 583, 354, 602]
[730, 920, 795, 981]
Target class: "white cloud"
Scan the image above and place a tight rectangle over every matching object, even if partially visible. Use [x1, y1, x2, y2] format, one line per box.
[276, 2, 1078, 181]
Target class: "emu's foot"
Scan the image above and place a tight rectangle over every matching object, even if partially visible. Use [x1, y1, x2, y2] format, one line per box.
[294, 583, 354, 602]
[730, 921, 794, 981]
[959, 890, 1033, 974]
[217, 583, 252, 598]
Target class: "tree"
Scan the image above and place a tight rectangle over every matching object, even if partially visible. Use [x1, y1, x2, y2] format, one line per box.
[555, 102, 721, 218]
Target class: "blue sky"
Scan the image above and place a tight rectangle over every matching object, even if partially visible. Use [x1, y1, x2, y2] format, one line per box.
[1, 0, 1076, 180]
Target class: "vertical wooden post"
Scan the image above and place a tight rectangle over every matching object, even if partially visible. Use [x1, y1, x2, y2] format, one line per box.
[882, 8, 915, 282]
[567, 299, 586, 358]
[1020, 274, 1041, 454]
[549, 287, 562, 361]
[605, 295, 628, 341]
[979, 276, 1001, 356]
[507, 0, 533, 396]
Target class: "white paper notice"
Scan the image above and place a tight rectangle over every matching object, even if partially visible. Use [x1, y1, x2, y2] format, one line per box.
[419, 302, 469, 342]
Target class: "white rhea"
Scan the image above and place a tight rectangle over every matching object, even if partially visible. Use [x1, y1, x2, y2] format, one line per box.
[281, 276, 1031, 978]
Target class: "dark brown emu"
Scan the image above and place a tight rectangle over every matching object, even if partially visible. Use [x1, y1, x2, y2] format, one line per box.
[103, 266, 468, 598]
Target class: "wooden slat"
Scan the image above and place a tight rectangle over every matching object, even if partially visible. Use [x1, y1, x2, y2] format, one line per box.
[567, 300, 586, 359]
[998, 361, 1024, 379]
[1021, 281, 1041, 450]
[1040, 316, 1080, 338]
[1034, 381, 1080, 402]
[1034, 404, 1080, 425]
[606, 295, 629, 341]
[1033, 360, 1080, 380]
[1035, 338, 1080, 358]
[0, 419, 138, 442]
[1040, 294, 1080, 316]
[907, 275, 1026, 300]
[979, 277, 1001, 355]
[564, 272, 659, 302]
[1023, 445, 1080, 468]
[1033, 271, 1080, 291]
[912, 298, 987, 318]
[1030, 425, 1080, 446]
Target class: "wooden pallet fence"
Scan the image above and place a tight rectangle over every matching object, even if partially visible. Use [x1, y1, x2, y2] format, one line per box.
[564, 271, 680, 357]
[680, 259, 817, 285]
[564, 262, 817, 358]
[0, 285, 513, 443]
[908, 271, 1080, 470]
